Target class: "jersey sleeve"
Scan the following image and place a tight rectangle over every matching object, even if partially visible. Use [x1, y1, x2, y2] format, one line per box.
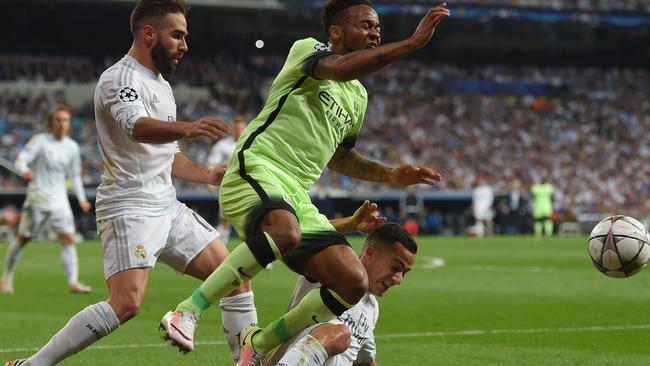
[355, 335, 376, 364]
[100, 76, 148, 140]
[15, 135, 43, 173]
[285, 38, 334, 79]
[339, 88, 368, 149]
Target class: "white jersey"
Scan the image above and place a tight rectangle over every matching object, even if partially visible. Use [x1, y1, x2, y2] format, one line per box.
[207, 136, 236, 166]
[15, 133, 83, 211]
[473, 185, 494, 214]
[94, 55, 180, 220]
[288, 276, 378, 365]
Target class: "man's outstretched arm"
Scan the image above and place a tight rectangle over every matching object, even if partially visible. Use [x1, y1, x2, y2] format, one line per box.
[314, 3, 450, 81]
[328, 147, 442, 186]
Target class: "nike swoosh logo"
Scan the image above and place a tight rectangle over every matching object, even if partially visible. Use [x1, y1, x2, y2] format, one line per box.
[237, 267, 252, 279]
[312, 315, 319, 324]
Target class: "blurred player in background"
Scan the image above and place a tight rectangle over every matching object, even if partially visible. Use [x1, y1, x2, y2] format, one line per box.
[1, 104, 93, 295]
[531, 175, 554, 239]
[206, 116, 247, 245]
[472, 174, 494, 238]
[4, 1, 257, 365]
[264, 223, 417, 366]
[161, 1, 447, 364]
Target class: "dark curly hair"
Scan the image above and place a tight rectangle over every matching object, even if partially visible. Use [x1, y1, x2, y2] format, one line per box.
[130, 0, 188, 35]
[365, 222, 417, 254]
[321, 0, 373, 38]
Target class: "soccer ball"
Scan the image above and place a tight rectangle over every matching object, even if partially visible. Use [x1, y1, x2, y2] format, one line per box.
[588, 215, 650, 278]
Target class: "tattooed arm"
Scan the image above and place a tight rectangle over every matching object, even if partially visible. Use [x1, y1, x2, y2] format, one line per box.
[328, 147, 442, 186]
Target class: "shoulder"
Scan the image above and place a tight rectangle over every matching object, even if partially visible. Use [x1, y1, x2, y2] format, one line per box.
[64, 137, 81, 150]
[97, 58, 144, 92]
[289, 37, 331, 58]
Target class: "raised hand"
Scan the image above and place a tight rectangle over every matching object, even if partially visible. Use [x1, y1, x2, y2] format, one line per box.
[390, 164, 442, 187]
[352, 200, 388, 234]
[409, 2, 450, 49]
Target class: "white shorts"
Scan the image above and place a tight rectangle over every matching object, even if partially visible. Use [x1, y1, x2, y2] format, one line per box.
[97, 201, 219, 280]
[18, 205, 75, 238]
[473, 207, 493, 221]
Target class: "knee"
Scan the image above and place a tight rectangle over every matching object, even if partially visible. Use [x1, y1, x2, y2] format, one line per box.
[311, 324, 351, 357]
[328, 325, 352, 356]
[342, 264, 369, 304]
[108, 295, 142, 323]
[266, 227, 301, 254]
[326, 263, 368, 305]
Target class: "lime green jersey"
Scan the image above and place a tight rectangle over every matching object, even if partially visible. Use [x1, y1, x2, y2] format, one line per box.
[228, 38, 368, 191]
[531, 182, 554, 214]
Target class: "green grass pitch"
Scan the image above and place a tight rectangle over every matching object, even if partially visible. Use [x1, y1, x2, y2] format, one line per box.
[2, 236, 650, 365]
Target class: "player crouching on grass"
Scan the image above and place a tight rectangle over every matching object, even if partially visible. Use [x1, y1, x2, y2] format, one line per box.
[264, 223, 417, 366]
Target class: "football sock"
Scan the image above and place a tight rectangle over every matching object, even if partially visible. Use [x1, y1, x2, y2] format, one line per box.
[253, 287, 352, 354]
[220, 291, 258, 363]
[27, 301, 120, 366]
[534, 221, 543, 238]
[276, 334, 328, 366]
[2, 238, 23, 283]
[175, 232, 279, 317]
[217, 224, 231, 246]
[544, 219, 554, 237]
[60, 245, 79, 285]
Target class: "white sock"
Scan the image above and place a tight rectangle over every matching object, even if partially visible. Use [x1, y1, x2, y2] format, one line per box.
[219, 291, 257, 363]
[217, 224, 231, 246]
[2, 238, 23, 283]
[27, 301, 120, 366]
[277, 334, 328, 366]
[60, 245, 79, 285]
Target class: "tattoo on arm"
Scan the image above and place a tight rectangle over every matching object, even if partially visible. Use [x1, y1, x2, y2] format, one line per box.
[328, 147, 390, 183]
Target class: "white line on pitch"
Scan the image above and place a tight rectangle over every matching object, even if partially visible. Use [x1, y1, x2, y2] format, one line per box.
[3, 324, 650, 354]
[376, 324, 650, 339]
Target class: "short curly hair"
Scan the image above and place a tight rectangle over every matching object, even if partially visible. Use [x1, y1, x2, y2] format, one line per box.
[130, 0, 188, 35]
[321, 0, 373, 38]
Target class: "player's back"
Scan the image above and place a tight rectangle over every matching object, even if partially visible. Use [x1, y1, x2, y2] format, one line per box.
[93, 55, 179, 220]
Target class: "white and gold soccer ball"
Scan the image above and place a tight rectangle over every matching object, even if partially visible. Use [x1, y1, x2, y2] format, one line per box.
[588, 215, 650, 278]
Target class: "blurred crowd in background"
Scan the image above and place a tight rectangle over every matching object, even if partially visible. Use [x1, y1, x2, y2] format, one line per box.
[0, 53, 649, 234]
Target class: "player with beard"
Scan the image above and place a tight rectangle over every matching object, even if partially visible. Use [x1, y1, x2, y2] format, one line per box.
[4, 1, 258, 365]
[161, 1, 449, 365]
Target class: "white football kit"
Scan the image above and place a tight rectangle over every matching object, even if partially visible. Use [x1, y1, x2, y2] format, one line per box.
[207, 136, 237, 167]
[94, 55, 217, 279]
[472, 185, 494, 221]
[266, 276, 378, 366]
[15, 133, 86, 237]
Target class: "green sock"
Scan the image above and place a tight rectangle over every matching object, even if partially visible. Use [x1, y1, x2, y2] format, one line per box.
[534, 221, 542, 237]
[175, 233, 280, 317]
[544, 220, 554, 237]
[252, 287, 352, 353]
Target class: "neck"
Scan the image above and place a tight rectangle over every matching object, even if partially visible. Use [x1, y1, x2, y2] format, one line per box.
[127, 43, 159, 74]
[328, 41, 347, 56]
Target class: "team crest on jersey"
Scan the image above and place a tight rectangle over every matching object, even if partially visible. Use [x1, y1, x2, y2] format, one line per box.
[135, 244, 147, 260]
[118, 87, 139, 102]
[314, 42, 330, 52]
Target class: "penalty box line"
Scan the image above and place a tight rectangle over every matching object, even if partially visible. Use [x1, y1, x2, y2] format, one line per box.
[2, 324, 650, 354]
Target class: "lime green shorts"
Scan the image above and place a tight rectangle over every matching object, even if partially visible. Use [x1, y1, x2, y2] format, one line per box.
[219, 161, 349, 268]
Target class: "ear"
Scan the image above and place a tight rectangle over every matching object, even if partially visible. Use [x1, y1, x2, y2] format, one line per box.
[329, 25, 341, 43]
[143, 24, 156, 45]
